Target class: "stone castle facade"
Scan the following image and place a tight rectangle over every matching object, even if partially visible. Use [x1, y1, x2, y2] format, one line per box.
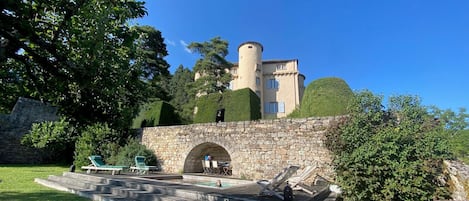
[230, 41, 305, 118]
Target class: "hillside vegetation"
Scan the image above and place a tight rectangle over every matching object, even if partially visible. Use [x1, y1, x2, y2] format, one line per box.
[326, 91, 452, 200]
[450, 129, 469, 164]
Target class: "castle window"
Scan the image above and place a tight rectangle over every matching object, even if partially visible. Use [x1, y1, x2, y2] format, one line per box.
[248, 45, 252, 48]
[265, 102, 278, 113]
[231, 68, 237, 74]
[267, 79, 279, 89]
[278, 102, 285, 113]
[256, 77, 260, 86]
[276, 64, 286, 70]
[264, 102, 285, 113]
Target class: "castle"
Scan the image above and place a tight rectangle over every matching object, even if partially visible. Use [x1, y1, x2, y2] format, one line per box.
[229, 41, 305, 118]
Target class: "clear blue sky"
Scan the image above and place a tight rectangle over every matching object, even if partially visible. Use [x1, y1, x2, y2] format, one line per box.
[137, 0, 469, 111]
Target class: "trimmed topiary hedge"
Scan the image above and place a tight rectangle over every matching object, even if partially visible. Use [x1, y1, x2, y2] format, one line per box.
[292, 77, 354, 117]
[194, 88, 261, 123]
[132, 100, 180, 128]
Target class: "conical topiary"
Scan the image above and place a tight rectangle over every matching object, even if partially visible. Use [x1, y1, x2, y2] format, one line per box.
[300, 77, 354, 117]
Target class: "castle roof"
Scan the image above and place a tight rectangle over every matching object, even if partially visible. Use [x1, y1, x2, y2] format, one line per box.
[237, 41, 264, 52]
[231, 59, 298, 66]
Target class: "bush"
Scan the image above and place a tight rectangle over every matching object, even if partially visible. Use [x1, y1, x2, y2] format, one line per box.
[113, 139, 157, 167]
[21, 118, 76, 163]
[329, 91, 452, 200]
[428, 107, 469, 164]
[74, 123, 121, 167]
[194, 88, 260, 123]
[294, 77, 353, 117]
[132, 100, 180, 128]
[194, 92, 223, 123]
[449, 130, 469, 164]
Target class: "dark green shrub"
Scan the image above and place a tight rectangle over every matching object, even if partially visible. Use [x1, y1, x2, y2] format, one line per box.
[114, 139, 157, 167]
[194, 93, 222, 123]
[329, 91, 452, 200]
[225, 88, 261, 121]
[296, 77, 353, 117]
[288, 108, 301, 118]
[132, 100, 180, 128]
[74, 123, 121, 167]
[194, 88, 260, 123]
[21, 118, 76, 163]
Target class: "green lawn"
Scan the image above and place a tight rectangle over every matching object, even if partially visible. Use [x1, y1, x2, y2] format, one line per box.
[0, 164, 89, 201]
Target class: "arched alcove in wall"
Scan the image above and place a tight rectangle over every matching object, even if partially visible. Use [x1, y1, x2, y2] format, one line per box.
[183, 142, 231, 173]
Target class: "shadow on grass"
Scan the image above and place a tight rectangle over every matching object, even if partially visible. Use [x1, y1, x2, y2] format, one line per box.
[0, 191, 89, 201]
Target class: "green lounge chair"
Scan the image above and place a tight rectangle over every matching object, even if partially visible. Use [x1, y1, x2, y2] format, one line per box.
[81, 155, 128, 175]
[130, 156, 158, 175]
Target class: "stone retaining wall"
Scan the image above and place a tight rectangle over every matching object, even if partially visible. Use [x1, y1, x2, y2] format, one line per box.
[141, 116, 342, 181]
[445, 160, 469, 200]
[0, 97, 58, 163]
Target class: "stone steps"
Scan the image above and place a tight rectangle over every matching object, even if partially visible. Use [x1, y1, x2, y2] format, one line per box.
[35, 172, 259, 201]
[36, 172, 335, 200]
[35, 172, 194, 201]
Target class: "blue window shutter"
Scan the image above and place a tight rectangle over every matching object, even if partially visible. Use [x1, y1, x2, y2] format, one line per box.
[271, 102, 278, 113]
[279, 102, 285, 113]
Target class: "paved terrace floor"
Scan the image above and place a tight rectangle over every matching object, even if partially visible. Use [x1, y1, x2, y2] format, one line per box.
[74, 172, 337, 201]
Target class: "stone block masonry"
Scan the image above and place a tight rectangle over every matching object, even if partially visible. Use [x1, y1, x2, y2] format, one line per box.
[0, 97, 58, 163]
[141, 116, 343, 182]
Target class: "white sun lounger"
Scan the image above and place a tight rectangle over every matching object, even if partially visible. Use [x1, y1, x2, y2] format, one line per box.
[257, 165, 300, 200]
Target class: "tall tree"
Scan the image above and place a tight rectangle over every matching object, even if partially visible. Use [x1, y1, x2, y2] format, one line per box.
[0, 64, 28, 113]
[133, 25, 171, 102]
[428, 106, 469, 163]
[429, 106, 469, 132]
[169, 65, 195, 123]
[188, 37, 232, 96]
[0, 0, 169, 130]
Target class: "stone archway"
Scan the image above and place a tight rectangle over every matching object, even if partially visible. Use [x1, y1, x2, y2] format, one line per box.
[183, 142, 231, 173]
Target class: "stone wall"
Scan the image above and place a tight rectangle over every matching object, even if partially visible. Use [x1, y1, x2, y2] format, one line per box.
[445, 160, 469, 200]
[141, 116, 342, 181]
[0, 97, 58, 163]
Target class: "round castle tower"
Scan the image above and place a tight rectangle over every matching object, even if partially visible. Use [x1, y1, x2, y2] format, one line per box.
[237, 41, 263, 93]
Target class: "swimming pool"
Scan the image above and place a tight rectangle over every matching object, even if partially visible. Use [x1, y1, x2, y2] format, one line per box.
[182, 180, 232, 188]
[136, 174, 254, 189]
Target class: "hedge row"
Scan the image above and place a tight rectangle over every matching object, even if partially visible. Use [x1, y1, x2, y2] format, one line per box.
[132, 100, 180, 128]
[194, 88, 261, 123]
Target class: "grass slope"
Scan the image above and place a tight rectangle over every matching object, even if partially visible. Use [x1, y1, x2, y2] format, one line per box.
[0, 164, 89, 201]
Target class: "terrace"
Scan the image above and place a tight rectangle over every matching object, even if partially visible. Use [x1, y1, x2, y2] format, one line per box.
[36, 171, 336, 200]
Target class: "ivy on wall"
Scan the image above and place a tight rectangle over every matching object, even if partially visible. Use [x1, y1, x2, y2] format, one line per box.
[132, 100, 180, 128]
[194, 88, 261, 123]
